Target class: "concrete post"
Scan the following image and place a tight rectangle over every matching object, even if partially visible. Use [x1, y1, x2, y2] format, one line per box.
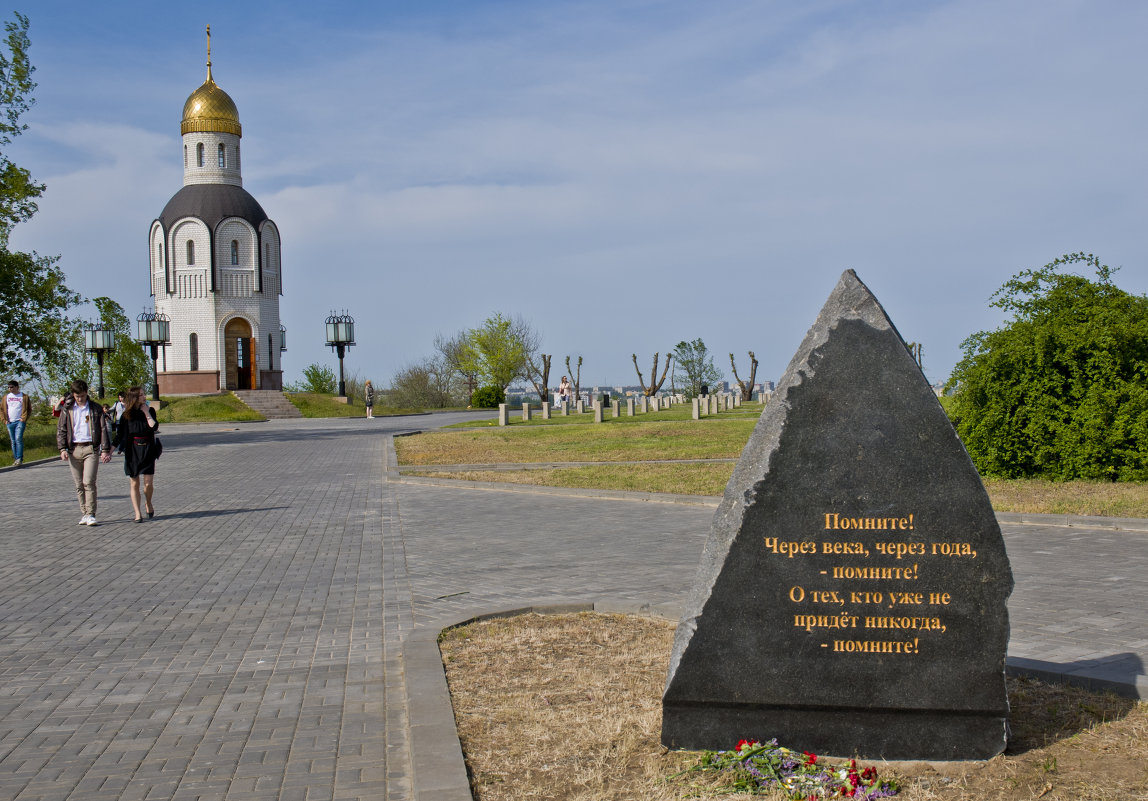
[522, 403, 531, 421]
[692, 397, 700, 420]
[627, 398, 635, 416]
[639, 396, 648, 414]
[594, 401, 603, 423]
[561, 401, 569, 416]
[498, 403, 509, 426]
[577, 399, 585, 414]
[541, 402, 550, 420]
[612, 400, 621, 417]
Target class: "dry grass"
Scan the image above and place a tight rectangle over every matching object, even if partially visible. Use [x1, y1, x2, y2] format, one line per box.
[441, 613, 1148, 801]
[983, 478, 1148, 518]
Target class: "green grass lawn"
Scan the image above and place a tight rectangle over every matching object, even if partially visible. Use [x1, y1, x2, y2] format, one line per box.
[156, 394, 265, 424]
[397, 401, 1148, 518]
[286, 393, 422, 418]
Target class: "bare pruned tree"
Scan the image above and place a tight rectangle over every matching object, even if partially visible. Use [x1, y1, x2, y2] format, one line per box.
[434, 330, 478, 399]
[632, 352, 672, 397]
[565, 355, 583, 403]
[525, 353, 552, 403]
[730, 351, 759, 400]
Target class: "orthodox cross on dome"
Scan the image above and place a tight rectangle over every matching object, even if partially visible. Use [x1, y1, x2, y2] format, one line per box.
[206, 24, 213, 82]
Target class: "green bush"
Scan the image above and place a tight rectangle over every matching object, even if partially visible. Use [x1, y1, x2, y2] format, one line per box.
[947, 253, 1148, 481]
[471, 385, 505, 408]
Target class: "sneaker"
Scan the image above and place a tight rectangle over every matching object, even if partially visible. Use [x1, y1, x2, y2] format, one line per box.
[79, 515, 90, 525]
[13, 458, 20, 466]
[85, 516, 99, 526]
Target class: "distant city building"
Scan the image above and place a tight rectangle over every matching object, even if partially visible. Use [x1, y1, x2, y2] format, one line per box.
[148, 29, 284, 393]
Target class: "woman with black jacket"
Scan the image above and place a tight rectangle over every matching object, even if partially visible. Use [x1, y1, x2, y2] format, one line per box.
[112, 386, 160, 523]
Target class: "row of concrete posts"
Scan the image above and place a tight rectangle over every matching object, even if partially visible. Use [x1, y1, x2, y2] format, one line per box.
[498, 390, 762, 426]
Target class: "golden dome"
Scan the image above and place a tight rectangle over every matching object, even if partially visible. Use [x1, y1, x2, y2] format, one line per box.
[181, 26, 241, 136]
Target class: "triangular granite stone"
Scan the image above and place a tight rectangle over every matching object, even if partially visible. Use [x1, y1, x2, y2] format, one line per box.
[662, 270, 1013, 760]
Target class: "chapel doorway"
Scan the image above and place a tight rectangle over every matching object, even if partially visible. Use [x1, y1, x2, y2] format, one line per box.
[224, 318, 256, 390]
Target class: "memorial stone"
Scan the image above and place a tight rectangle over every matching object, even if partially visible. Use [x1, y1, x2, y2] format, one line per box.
[627, 398, 635, 416]
[640, 396, 648, 414]
[692, 398, 700, 420]
[577, 399, 585, 414]
[497, 403, 509, 426]
[662, 270, 1013, 761]
[541, 402, 551, 420]
[594, 401, 603, 423]
[522, 403, 531, 422]
[612, 400, 621, 417]
[561, 401, 569, 416]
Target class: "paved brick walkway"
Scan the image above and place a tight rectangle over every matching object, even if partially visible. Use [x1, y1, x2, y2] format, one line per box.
[1, 415, 1145, 801]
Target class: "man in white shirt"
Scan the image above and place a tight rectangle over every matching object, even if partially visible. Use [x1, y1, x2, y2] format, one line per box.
[4, 380, 30, 466]
[56, 379, 112, 525]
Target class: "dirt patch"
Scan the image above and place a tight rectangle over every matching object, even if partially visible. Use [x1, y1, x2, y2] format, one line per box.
[440, 613, 1148, 800]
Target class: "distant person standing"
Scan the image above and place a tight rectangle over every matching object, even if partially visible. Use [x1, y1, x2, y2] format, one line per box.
[364, 380, 375, 419]
[111, 391, 126, 452]
[558, 376, 570, 408]
[57, 380, 112, 526]
[4, 380, 31, 466]
[113, 386, 159, 523]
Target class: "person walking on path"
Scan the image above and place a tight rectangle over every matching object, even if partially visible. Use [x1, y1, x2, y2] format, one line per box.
[364, 380, 375, 419]
[56, 379, 112, 526]
[558, 376, 570, 409]
[4, 380, 30, 466]
[112, 386, 159, 523]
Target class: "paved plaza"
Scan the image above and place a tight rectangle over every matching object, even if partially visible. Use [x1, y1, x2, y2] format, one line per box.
[0, 415, 1145, 800]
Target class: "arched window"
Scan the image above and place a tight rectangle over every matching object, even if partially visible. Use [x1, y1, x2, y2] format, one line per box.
[265, 242, 270, 269]
[186, 240, 195, 265]
[183, 145, 187, 167]
[189, 333, 199, 372]
[218, 143, 226, 169]
[268, 333, 274, 370]
[230, 240, 239, 265]
[156, 243, 163, 267]
[236, 144, 240, 169]
[196, 142, 204, 167]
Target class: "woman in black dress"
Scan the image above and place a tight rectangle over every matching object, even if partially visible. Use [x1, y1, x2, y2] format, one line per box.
[113, 386, 159, 522]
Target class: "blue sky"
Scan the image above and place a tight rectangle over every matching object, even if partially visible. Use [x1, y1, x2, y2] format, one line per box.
[5, 0, 1147, 389]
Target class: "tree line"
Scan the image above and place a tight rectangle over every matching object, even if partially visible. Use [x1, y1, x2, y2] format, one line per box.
[308, 312, 759, 410]
[0, 13, 151, 403]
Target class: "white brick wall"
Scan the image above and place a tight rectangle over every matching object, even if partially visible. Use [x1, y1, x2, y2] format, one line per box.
[182, 132, 242, 187]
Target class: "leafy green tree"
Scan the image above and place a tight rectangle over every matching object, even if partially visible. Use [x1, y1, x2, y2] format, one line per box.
[91, 297, 150, 394]
[458, 313, 537, 392]
[289, 363, 336, 394]
[672, 338, 723, 398]
[946, 253, 1148, 481]
[0, 13, 43, 245]
[0, 14, 77, 381]
[0, 249, 79, 379]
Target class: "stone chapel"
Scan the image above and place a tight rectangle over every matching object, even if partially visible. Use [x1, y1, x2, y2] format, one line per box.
[148, 29, 284, 393]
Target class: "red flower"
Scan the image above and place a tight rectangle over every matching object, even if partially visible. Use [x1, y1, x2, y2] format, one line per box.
[736, 739, 759, 751]
[802, 750, 818, 765]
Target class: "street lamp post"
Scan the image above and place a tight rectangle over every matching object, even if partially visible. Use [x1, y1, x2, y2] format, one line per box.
[135, 310, 171, 402]
[83, 323, 116, 399]
[324, 311, 355, 399]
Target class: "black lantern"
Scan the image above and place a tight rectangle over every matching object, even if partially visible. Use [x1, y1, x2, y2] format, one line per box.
[279, 324, 288, 352]
[324, 311, 355, 398]
[83, 322, 116, 400]
[135, 310, 171, 402]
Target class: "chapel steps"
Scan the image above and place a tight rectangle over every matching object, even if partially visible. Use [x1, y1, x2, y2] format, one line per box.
[233, 390, 303, 419]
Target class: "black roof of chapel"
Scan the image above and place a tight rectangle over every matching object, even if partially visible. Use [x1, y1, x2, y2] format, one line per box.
[158, 184, 269, 233]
